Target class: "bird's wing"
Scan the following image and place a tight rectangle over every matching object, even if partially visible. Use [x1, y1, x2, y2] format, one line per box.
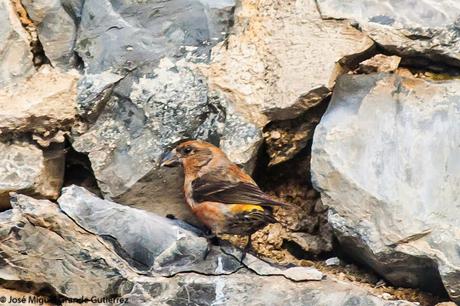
[191, 174, 286, 207]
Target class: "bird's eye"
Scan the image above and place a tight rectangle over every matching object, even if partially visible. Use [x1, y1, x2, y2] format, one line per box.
[183, 147, 193, 154]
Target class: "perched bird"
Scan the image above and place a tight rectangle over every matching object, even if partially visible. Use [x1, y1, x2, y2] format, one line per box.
[160, 139, 288, 256]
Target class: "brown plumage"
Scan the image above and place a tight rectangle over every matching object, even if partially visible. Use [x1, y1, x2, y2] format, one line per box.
[160, 140, 288, 237]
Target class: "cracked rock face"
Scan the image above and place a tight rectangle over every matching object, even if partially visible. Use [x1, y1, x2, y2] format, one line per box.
[316, 0, 460, 65]
[208, 0, 374, 126]
[311, 73, 460, 302]
[58, 185, 215, 275]
[0, 142, 65, 210]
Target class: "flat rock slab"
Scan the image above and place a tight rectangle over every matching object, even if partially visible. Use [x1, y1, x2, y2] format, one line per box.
[0, 194, 133, 298]
[122, 273, 416, 306]
[59, 185, 213, 274]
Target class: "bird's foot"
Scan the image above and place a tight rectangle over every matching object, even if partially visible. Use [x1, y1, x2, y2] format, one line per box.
[239, 250, 247, 263]
[203, 244, 211, 261]
[202, 231, 220, 261]
[239, 235, 252, 263]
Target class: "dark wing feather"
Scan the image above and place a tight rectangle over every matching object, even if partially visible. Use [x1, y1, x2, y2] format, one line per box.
[192, 175, 286, 207]
[224, 210, 277, 235]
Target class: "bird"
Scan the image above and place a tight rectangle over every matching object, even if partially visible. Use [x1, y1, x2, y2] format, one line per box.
[160, 139, 289, 259]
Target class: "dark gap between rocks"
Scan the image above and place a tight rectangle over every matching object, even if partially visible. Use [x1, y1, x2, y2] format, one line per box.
[374, 43, 460, 77]
[72, 51, 85, 72]
[63, 139, 102, 197]
[253, 96, 334, 261]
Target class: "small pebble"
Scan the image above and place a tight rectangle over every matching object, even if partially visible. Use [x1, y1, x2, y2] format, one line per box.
[381, 293, 393, 300]
[325, 257, 341, 266]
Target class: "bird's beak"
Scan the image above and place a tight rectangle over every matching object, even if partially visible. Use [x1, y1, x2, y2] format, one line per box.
[160, 149, 180, 167]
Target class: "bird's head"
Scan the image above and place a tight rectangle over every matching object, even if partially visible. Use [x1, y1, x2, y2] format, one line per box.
[160, 140, 225, 170]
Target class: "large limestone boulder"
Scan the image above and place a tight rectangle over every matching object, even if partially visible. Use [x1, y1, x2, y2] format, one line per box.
[208, 0, 375, 126]
[311, 73, 460, 302]
[0, 142, 64, 210]
[316, 0, 460, 65]
[58, 185, 323, 280]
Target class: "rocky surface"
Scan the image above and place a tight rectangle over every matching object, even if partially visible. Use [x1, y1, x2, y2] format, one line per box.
[0, 0, 459, 304]
[58, 185, 323, 280]
[0, 187, 417, 305]
[316, 0, 460, 66]
[357, 54, 402, 74]
[208, 0, 374, 126]
[263, 102, 329, 166]
[311, 72, 460, 303]
[0, 141, 64, 210]
[71, 0, 263, 221]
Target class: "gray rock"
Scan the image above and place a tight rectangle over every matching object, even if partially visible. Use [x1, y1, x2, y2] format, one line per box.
[311, 73, 460, 302]
[21, 0, 80, 68]
[0, 141, 65, 210]
[221, 245, 323, 281]
[121, 274, 416, 306]
[316, 0, 460, 65]
[0, 194, 132, 298]
[0, 0, 34, 86]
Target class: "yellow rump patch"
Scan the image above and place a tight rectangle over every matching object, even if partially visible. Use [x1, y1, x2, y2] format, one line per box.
[228, 204, 264, 213]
